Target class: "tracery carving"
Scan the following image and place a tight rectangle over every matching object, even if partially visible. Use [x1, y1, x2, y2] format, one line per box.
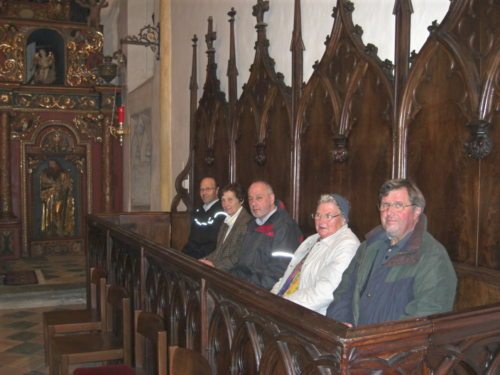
[348, 346, 426, 373]
[431, 333, 500, 374]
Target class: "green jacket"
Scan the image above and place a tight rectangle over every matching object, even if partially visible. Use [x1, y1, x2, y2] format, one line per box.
[326, 215, 457, 326]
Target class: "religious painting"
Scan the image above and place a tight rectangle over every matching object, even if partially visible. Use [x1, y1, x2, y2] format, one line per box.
[30, 157, 82, 240]
[130, 109, 152, 210]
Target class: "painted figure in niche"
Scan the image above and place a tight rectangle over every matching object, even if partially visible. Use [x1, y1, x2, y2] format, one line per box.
[32, 49, 56, 84]
[75, 0, 108, 28]
[40, 159, 75, 237]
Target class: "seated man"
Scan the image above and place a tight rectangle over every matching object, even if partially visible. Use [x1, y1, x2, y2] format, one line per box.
[183, 177, 226, 259]
[326, 179, 457, 326]
[229, 181, 302, 290]
[271, 194, 359, 315]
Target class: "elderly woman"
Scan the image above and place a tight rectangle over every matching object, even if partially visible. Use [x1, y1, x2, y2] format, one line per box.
[200, 183, 252, 271]
[271, 194, 360, 315]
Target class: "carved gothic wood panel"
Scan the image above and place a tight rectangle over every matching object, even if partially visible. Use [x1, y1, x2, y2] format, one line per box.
[193, 97, 230, 205]
[296, 2, 393, 236]
[405, 0, 499, 269]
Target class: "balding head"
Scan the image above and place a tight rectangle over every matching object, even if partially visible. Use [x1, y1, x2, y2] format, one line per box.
[248, 181, 275, 219]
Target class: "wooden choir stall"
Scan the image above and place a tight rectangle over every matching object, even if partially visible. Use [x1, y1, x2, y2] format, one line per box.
[87, 0, 499, 373]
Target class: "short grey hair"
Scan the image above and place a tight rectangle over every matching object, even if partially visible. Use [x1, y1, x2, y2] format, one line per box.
[378, 179, 426, 209]
[318, 194, 337, 205]
[317, 194, 348, 223]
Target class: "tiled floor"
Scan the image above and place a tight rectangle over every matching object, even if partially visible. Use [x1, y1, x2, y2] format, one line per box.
[0, 255, 86, 375]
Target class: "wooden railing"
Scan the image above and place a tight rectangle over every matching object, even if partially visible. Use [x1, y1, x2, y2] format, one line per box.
[87, 212, 500, 374]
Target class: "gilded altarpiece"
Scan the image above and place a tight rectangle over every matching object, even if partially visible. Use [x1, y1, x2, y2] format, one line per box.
[23, 125, 89, 256]
[0, 2, 123, 258]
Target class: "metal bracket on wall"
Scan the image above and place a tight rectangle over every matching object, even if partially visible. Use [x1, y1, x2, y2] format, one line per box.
[120, 15, 160, 60]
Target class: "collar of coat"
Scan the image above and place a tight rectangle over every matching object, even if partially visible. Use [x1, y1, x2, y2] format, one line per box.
[365, 214, 427, 266]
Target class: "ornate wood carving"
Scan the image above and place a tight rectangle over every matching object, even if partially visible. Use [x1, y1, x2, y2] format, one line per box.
[294, 0, 392, 235]
[403, 0, 499, 268]
[232, 0, 292, 207]
[332, 135, 348, 162]
[0, 111, 14, 219]
[14, 93, 99, 110]
[10, 111, 41, 140]
[227, 8, 238, 181]
[21, 123, 88, 256]
[1, 1, 70, 22]
[181, 0, 498, 276]
[0, 24, 24, 82]
[464, 120, 493, 159]
[66, 30, 103, 86]
[72, 113, 104, 143]
[0, 3, 121, 259]
[192, 18, 229, 206]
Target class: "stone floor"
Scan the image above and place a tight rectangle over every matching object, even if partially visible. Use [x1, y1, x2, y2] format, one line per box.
[0, 254, 86, 375]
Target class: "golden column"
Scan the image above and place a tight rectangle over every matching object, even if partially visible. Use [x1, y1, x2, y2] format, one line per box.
[159, 0, 172, 210]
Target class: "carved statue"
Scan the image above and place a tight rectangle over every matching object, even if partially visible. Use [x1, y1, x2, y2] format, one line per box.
[75, 0, 108, 28]
[40, 159, 75, 237]
[32, 49, 56, 84]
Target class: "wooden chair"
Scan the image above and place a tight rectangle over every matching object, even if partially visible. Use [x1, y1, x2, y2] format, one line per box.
[169, 346, 211, 375]
[49, 284, 131, 375]
[72, 310, 167, 375]
[43, 267, 107, 365]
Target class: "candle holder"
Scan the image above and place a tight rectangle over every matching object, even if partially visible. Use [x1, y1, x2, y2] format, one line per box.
[109, 106, 129, 146]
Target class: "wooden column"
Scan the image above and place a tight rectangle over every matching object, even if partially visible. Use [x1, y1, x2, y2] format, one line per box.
[290, 0, 304, 220]
[227, 8, 238, 182]
[393, 0, 413, 178]
[0, 111, 14, 219]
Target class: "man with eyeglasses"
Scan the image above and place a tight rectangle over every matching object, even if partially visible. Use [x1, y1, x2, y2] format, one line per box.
[326, 179, 457, 326]
[183, 177, 226, 259]
[229, 181, 302, 289]
[271, 194, 359, 315]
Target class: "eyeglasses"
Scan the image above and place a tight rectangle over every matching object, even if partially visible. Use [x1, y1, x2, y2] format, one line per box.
[378, 202, 415, 212]
[311, 213, 340, 220]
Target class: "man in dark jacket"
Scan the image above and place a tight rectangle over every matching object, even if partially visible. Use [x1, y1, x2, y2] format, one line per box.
[229, 181, 303, 290]
[183, 177, 226, 259]
[326, 179, 457, 326]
